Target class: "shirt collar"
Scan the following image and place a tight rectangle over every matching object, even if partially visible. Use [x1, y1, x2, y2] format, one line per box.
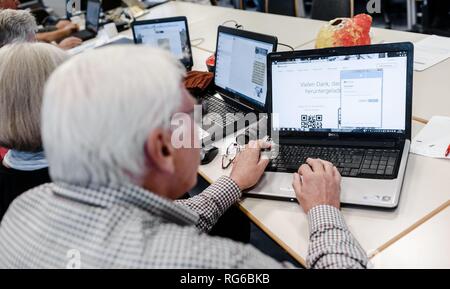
[51, 182, 199, 226]
[3, 150, 48, 171]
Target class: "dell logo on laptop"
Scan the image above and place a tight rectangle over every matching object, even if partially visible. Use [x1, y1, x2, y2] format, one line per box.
[328, 133, 339, 138]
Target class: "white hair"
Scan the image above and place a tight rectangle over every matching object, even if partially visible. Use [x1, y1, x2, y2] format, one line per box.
[0, 42, 68, 151]
[42, 46, 185, 186]
[0, 9, 37, 47]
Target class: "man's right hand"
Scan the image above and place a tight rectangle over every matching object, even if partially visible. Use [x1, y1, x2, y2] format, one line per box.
[62, 23, 79, 36]
[56, 20, 72, 30]
[230, 140, 271, 191]
[292, 158, 341, 213]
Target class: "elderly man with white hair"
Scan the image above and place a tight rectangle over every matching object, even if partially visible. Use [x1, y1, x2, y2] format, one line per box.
[0, 46, 368, 269]
[0, 8, 81, 49]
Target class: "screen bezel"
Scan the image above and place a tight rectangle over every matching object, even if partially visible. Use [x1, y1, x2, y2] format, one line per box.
[267, 42, 413, 141]
[131, 16, 194, 70]
[214, 26, 278, 112]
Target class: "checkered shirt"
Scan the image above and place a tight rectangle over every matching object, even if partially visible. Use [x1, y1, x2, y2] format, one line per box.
[0, 176, 367, 268]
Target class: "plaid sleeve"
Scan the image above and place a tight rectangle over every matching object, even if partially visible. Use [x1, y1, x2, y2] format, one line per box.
[175, 176, 242, 232]
[307, 205, 368, 269]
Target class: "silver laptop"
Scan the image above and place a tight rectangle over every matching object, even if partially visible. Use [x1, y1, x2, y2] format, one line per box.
[248, 43, 414, 209]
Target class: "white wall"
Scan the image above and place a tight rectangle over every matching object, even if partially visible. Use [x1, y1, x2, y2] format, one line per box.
[43, 0, 67, 17]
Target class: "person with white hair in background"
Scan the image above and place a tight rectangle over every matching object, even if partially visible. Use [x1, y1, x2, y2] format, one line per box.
[0, 42, 68, 220]
[0, 46, 368, 269]
[0, 9, 37, 47]
[0, 7, 81, 49]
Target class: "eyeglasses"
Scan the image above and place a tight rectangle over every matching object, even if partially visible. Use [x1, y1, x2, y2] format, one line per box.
[221, 134, 273, 169]
[221, 142, 243, 169]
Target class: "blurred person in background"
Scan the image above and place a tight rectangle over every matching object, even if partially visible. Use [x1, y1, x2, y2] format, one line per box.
[0, 42, 68, 220]
[0, 1, 81, 49]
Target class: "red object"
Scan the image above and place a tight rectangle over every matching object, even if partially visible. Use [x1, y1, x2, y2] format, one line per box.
[353, 14, 372, 35]
[315, 14, 372, 49]
[445, 144, 450, 157]
[206, 54, 215, 72]
[0, 147, 8, 160]
[333, 14, 372, 47]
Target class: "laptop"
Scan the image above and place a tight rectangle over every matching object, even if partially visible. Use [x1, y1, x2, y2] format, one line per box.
[131, 16, 193, 70]
[202, 26, 278, 142]
[71, 0, 101, 41]
[248, 42, 414, 209]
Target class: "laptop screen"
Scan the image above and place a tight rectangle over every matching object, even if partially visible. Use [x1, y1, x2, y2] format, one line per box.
[86, 0, 101, 32]
[214, 31, 275, 108]
[271, 51, 408, 134]
[133, 19, 192, 68]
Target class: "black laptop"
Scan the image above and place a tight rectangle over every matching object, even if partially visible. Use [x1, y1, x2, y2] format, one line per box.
[252, 43, 413, 208]
[71, 0, 101, 41]
[202, 26, 278, 141]
[131, 16, 193, 70]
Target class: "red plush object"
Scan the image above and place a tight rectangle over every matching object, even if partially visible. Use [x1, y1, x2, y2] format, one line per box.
[0, 147, 8, 160]
[315, 14, 372, 49]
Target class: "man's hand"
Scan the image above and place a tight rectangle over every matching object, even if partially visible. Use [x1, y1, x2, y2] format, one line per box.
[56, 20, 72, 30]
[230, 140, 271, 191]
[62, 23, 79, 36]
[293, 158, 341, 213]
[58, 37, 82, 50]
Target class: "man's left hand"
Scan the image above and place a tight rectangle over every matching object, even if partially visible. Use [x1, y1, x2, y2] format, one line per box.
[58, 37, 82, 50]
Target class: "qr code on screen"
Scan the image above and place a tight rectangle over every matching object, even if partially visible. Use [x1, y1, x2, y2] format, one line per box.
[301, 115, 323, 129]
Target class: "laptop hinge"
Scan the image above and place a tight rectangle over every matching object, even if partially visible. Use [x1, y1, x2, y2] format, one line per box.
[215, 93, 255, 112]
[280, 138, 402, 148]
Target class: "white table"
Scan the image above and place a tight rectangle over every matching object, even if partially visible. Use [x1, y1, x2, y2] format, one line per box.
[188, 6, 325, 52]
[140, 1, 229, 25]
[371, 201, 450, 269]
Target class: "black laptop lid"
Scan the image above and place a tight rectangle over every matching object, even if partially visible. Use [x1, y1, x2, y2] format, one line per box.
[213, 26, 278, 112]
[131, 16, 193, 70]
[267, 42, 413, 141]
[86, 0, 101, 33]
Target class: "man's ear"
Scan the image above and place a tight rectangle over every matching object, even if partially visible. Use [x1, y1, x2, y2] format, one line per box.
[144, 129, 176, 175]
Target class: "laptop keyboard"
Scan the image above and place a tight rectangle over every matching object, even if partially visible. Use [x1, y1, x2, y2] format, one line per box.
[72, 30, 94, 41]
[267, 146, 401, 179]
[204, 97, 242, 126]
